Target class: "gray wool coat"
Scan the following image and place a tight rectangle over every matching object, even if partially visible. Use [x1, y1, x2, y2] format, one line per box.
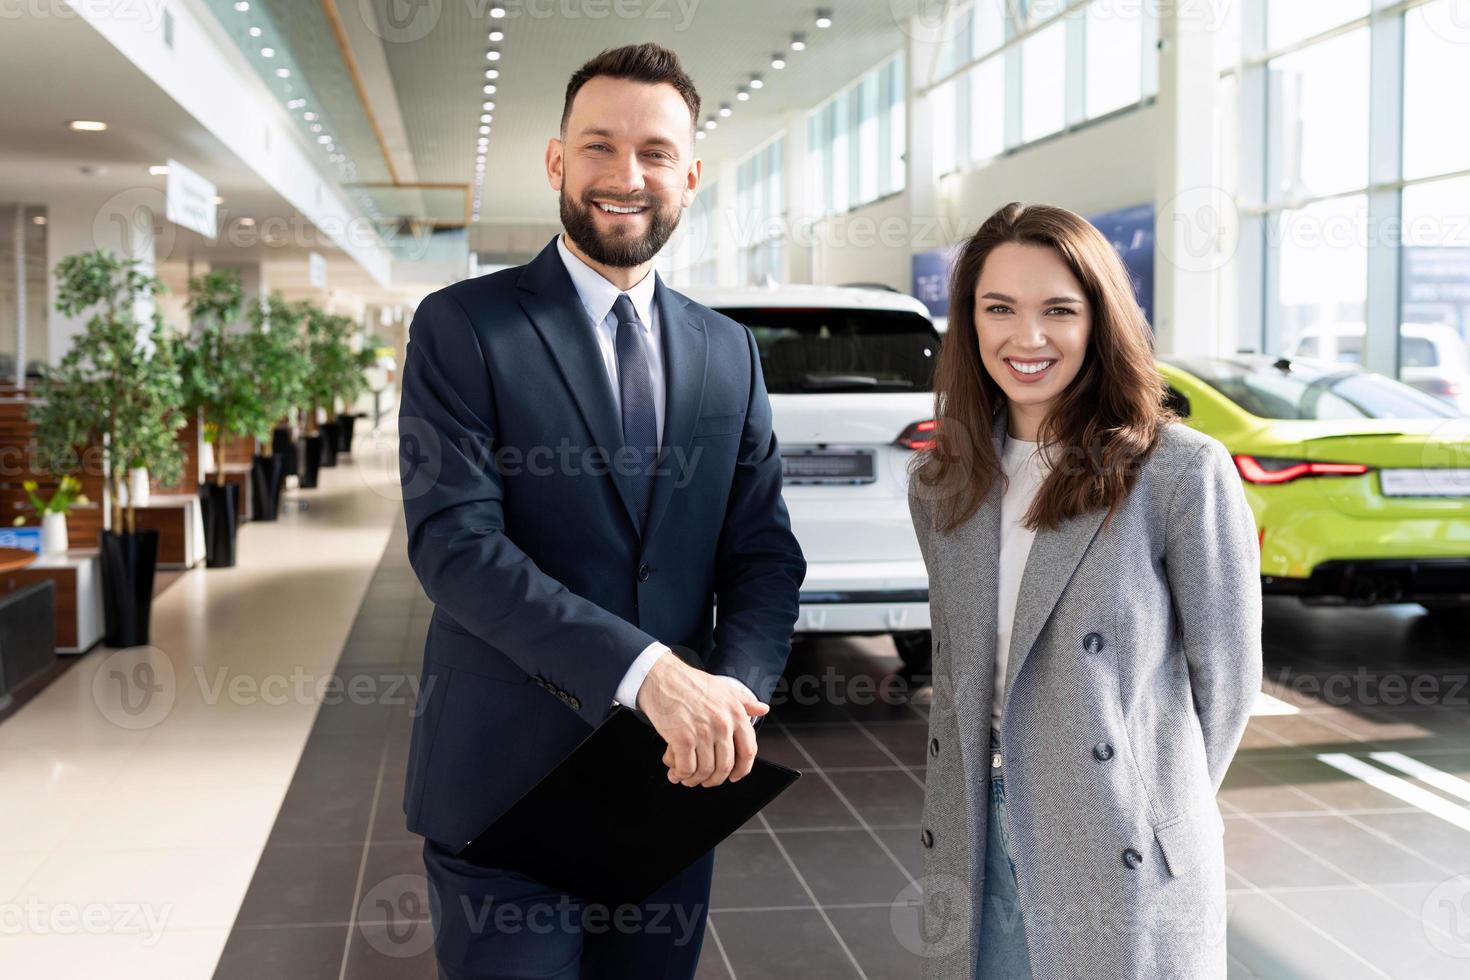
[907, 405, 1262, 980]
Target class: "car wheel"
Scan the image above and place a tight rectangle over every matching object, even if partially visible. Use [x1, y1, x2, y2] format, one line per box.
[890, 630, 932, 686]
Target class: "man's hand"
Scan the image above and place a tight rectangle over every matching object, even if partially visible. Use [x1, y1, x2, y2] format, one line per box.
[637, 650, 769, 788]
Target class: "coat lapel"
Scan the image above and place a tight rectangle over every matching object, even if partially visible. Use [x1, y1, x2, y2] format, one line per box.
[1000, 407, 1109, 703]
[516, 237, 642, 534]
[643, 275, 707, 542]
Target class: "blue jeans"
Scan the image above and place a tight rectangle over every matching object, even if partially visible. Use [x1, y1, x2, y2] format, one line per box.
[976, 729, 1032, 979]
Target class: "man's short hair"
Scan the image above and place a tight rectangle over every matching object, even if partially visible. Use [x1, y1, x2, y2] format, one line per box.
[561, 42, 702, 137]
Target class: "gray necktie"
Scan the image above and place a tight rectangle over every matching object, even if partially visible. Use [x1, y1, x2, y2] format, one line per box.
[612, 293, 657, 531]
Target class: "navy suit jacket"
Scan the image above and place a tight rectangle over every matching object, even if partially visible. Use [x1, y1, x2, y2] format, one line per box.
[398, 236, 806, 848]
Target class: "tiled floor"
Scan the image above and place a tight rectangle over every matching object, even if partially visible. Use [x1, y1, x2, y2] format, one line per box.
[213, 506, 1470, 978]
[3, 415, 1468, 978]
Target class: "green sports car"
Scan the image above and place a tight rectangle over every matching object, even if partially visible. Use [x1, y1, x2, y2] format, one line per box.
[1158, 355, 1470, 613]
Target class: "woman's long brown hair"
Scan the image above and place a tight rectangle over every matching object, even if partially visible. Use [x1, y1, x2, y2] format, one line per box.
[911, 201, 1176, 534]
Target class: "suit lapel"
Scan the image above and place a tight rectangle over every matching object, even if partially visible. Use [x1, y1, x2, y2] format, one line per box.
[643, 275, 707, 542]
[1000, 406, 1109, 703]
[516, 237, 642, 534]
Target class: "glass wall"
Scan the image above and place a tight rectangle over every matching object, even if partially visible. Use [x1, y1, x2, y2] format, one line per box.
[928, 0, 1156, 177]
[805, 54, 905, 217]
[737, 140, 784, 285]
[1239, 0, 1470, 413]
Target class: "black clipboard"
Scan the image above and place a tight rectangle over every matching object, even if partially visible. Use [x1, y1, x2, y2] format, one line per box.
[457, 706, 800, 907]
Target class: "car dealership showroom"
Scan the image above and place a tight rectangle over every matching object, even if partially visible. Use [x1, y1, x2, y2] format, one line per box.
[1, 1, 1468, 978]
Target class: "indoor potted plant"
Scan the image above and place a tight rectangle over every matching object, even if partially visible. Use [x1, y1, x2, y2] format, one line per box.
[30, 250, 185, 647]
[242, 294, 310, 521]
[181, 270, 260, 567]
[11, 475, 89, 556]
[299, 305, 341, 478]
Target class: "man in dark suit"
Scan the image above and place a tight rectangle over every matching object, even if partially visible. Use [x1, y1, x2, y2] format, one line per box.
[397, 42, 805, 980]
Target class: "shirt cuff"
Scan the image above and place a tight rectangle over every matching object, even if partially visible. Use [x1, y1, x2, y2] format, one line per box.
[613, 641, 668, 710]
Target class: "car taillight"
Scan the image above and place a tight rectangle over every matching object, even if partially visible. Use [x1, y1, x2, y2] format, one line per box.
[1233, 455, 1370, 485]
[1424, 378, 1462, 398]
[895, 419, 937, 451]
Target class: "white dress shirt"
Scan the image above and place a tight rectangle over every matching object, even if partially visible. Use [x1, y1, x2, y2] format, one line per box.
[554, 235, 753, 713]
[993, 433, 1051, 730]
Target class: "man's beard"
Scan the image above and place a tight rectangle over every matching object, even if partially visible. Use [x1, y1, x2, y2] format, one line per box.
[560, 187, 681, 268]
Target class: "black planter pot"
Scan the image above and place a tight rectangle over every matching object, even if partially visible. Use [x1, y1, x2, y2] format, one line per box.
[319, 421, 339, 468]
[272, 426, 297, 478]
[300, 434, 324, 488]
[337, 413, 360, 455]
[250, 453, 286, 522]
[199, 481, 240, 568]
[99, 528, 159, 647]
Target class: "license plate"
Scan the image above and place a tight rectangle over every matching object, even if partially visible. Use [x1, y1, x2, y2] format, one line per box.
[782, 449, 876, 485]
[1380, 468, 1470, 497]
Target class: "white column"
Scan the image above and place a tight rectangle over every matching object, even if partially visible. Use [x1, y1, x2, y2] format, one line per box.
[1152, 4, 1222, 357]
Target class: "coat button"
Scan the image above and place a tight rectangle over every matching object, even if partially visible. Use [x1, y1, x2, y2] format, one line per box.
[1093, 742, 1114, 762]
[920, 828, 934, 849]
[1122, 848, 1143, 869]
[928, 738, 939, 758]
[637, 563, 651, 582]
[1084, 632, 1104, 654]
[568, 696, 581, 710]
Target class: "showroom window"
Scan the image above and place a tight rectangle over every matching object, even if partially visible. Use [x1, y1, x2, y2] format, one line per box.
[806, 54, 906, 217]
[1236, 0, 1470, 411]
[657, 179, 718, 287]
[737, 139, 784, 285]
[926, 0, 1157, 177]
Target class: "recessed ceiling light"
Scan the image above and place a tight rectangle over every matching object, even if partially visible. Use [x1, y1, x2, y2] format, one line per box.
[771, 54, 786, 69]
[488, 30, 504, 41]
[736, 87, 749, 101]
[479, 125, 490, 135]
[32, 215, 47, 225]
[239, 217, 256, 227]
[718, 103, 732, 117]
[483, 84, 496, 94]
[234, 1, 249, 10]
[480, 113, 492, 123]
[287, 98, 305, 109]
[791, 32, 807, 51]
[249, 26, 262, 37]
[704, 118, 717, 130]
[485, 49, 501, 61]
[148, 165, 169, 176]
[489, 4, 505, 16]
[260, 46, 274, 57]
[67, 119, 107, 131]
[481, 100, 494, 111]
[303, 111, 316, 121]
[815, 8, 832, 28]
[317, 135, 331, 144]
[749, 73, 764, 89]
[276, 67, 290, 78]
[311, 123, 322, 132]
[485, 69, 499, 80]
[695, 130, 706, 140]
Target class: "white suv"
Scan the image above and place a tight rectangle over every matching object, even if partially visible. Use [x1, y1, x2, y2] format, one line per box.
[683, 283, 940, 681]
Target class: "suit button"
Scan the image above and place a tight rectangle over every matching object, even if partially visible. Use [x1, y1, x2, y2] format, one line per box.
[637, 563, 651, 582]
[920, 828, 934, 849]
[1122, 848, 1143, 869]
[1094, 742, 1114, 762]
[568, 696, 581, 710]
[928, 738, 939, 758]
[1084, 632, 1104, 654]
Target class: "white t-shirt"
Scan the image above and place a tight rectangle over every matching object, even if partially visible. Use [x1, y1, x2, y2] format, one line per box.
[993, 433, 1051, 729]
